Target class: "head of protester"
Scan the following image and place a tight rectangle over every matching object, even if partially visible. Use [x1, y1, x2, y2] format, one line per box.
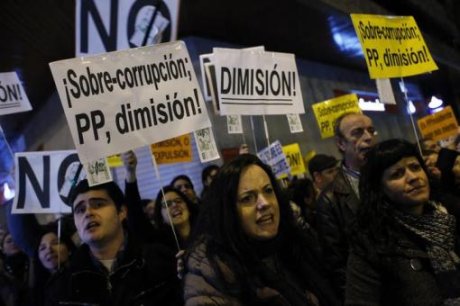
[288, 178, 317, 228]
[170, 175, 200, 204]
[153, 186, 198, 248]
[141, 198, 156, 222]
[308, 154, 339, 192]
[347, 139, 460, 305]
[419, 137, 441, 153]
[200, 164, 220, 198]
[36, 224, 74, 274]
[184, 154, 340, 305]
[1, 231, 30, 283]
[45, 179, 183, 305]
[334, 112, 376, 171]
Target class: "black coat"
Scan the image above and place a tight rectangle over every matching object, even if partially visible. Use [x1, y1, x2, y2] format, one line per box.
[316, 168, 360, 298]
[44, 234, 182, 306]
[345, 227, 455, 306]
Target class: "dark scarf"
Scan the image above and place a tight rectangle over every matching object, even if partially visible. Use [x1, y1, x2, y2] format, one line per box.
[394, 202, 460, 305]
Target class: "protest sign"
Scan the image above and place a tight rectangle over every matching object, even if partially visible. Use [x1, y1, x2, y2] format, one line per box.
[417, 106, 458, 142]
[107, 154, 123, 167]
[76, 0, 179, 56]
[312, 94, 361, 139]
[199, 53, 213, 101]
[214, 48, 304, 115]
[83, 157, 113, 187]
[257, 140, 290, 178]
[376, 78, 397, 105]
[151, 134, 192, 164]
[351, 14, 438, 79]
[0, 72, 32, 116]
[282, 143, 306, 176]
[286, 114, 303, 133]
[194, 127, 220, 163]
[227, 115, 243, 134]
[50, 41, 211, 164]
[13, 151, 80, 214]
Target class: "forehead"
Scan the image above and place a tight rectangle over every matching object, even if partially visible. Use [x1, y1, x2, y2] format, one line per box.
[386, 156, 419, 171]
[174, 179, 190, 186]
[73, 189, 112, 209]
[41, 232, 58, 243]
[340, 114, 373, 133]
[164, 191, 180, 201]
[238, 165, 271, 191]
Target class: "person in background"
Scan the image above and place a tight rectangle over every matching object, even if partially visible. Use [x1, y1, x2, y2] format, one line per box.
[288, 178, 318, 229]
[141, 199, 156, 224]
[184, 154, 340, 305]
[171, 175, 200, 204]
[308, 154, 339, 198]
[419, 137, 442, 153]
[346, 139, 460, 305]
[316, 112, 377, 300]
[200, 164, 220, 198]
[45, 180, 182, 305]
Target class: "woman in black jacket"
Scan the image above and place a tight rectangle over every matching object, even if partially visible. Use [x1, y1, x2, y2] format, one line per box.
[346, 139, 460, 305]
[184, 154, 340, 306]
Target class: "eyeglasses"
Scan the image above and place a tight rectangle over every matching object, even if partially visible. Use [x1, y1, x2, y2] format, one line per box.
[161, 197, 185, 209]
[349, 127, 377, 139]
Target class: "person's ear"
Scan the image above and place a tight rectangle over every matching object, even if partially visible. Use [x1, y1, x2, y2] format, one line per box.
[119, 204, 128, 221]
[336, 136, 346, 152]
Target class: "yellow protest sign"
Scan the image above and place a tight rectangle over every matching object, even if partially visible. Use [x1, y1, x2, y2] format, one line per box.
[417, 106, 458, 142]
[312, 94, 361, 139]
[282, 144, 306, 176]
[107, 154, 123, 167]
[151, 134, 192, 165]
[351, 14, 438, 79]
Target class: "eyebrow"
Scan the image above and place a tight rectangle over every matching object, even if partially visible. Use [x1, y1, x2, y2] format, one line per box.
[73, 197, 108, 211]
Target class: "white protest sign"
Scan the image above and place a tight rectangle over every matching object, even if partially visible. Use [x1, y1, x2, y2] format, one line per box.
[199, 53, 213, 101]
[376, 78, 396, 105]
[227, 115, 243, 134]
[257, 140, 291, 178]
[76, 0, 179, 56]
[13, 151, 80, 214]
[50, 41, 211, 164]
[83, 157, 113, 187]
[194, 127, 220, 163]
[286, 114, 303, 133]
[0, 72, 32, 115]
[214, 48, 304, 115]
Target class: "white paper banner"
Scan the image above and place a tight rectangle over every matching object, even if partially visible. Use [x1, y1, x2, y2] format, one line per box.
[214, 48, 304, 115]
[13, 151, 80, 214]
[76, 0, 180, 56]
[0, 72, 32, 116]
[376, 78, 397, 105]
[50, 41, 211, 164]
[194, 127, 220, 163]
[286, 114, 303, 133]
[227, 115, 243, 134]
[257, 140, 291, 178]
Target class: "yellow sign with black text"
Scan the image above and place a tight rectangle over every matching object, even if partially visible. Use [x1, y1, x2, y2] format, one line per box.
[312, 94, 361, 139]
[417, 106, 458, 142]
[282, 143, 306, 176]
[151, 134, 193, 165]
[351, 14, 438, 79]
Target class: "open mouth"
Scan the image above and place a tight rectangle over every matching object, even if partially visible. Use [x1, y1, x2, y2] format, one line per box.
[359, 147, 370, 155]
[86, 221, 99, 231]
[171, 210, 182, 218]
[257, 214, 274, 225]
[46, 253, 57, 262]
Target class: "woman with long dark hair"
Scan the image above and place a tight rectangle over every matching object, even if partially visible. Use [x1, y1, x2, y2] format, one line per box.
[184, 154, 339, 305]
[346, 139, 460, 305]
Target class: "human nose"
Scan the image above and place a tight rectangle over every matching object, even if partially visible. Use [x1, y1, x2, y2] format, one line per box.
[256, 194, 270, 210]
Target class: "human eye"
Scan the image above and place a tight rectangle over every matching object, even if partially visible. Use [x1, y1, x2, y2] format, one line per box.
[74, 205, 85, 215]
[390, 168, 404, 180]
[409, 162, 422, 172]
[38, 244, 46, 251]
[238, 193, 256, 205]
[351, 128, 364, 138]
[264, 185, 274, 195]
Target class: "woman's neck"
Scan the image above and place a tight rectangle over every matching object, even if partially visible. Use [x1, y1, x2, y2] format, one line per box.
[176, 222, 191, 241]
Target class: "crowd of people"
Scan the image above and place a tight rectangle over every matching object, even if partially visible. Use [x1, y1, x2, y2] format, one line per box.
[0, 111, 459, 305]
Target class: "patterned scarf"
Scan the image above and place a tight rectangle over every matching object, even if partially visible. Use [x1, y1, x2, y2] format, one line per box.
[394, 202, 460, 305]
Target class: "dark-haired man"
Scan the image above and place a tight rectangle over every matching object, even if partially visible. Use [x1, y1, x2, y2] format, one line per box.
[308, 154, 339, 197]
[45, 180, 182, 306]
[316, 112, 376, 299]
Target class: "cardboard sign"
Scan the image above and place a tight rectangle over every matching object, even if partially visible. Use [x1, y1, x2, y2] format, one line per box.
[83, 157, 113, 186]
[417, 106, 458, 142]
[0, 72, 32, 115]
[351, 14, 438, 79]
[214, 48, 304, 115]
[286, 114, 303, 133]
[76, 0, 179, 56]
[312, 94, 361, 139]
[50, 41, 211, 164]
[257, 140, 290, 179]
[282, 143, 306, 176]
[151, 134, 192, 164]
[227, 115, 243, 134]
[13, 151, 80, 214]
[194, 127, 220, 163]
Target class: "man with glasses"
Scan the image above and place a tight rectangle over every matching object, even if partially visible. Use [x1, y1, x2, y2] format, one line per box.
[316, 112, 376, 300]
